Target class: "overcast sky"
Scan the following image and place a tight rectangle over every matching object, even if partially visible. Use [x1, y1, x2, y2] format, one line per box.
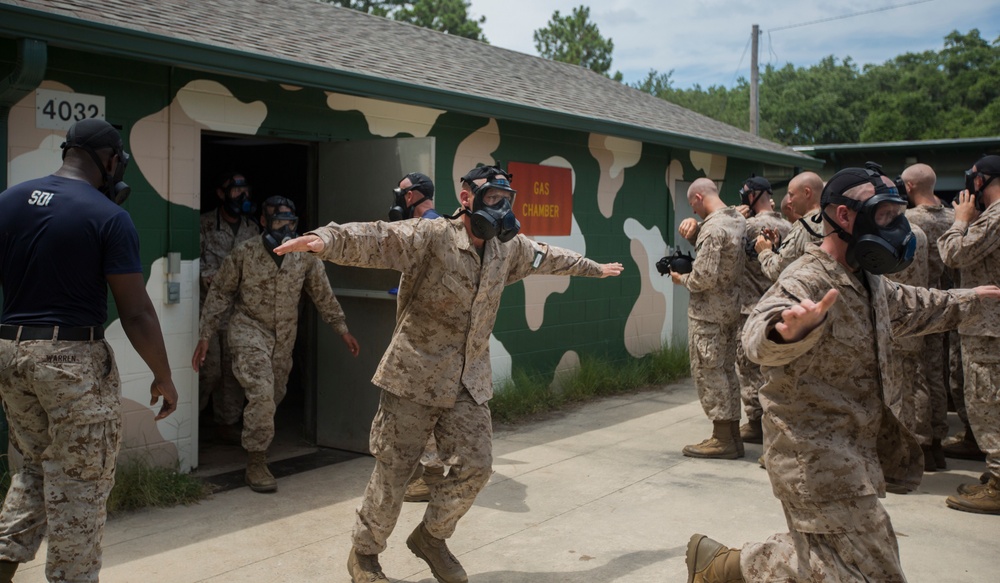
[469, 0, 1000, 89]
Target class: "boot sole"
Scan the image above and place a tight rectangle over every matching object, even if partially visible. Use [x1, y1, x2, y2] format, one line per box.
[945, 498, 1000, 515]
[246, 479, 277, 493]
[685, 534, 701, 583]
[682, 450, 742, 460]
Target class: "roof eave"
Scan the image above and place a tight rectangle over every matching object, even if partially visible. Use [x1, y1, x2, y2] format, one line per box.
[1, 4, 820, 169]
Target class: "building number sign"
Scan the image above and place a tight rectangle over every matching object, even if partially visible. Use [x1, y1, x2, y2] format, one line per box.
[35, 89, 106, 131]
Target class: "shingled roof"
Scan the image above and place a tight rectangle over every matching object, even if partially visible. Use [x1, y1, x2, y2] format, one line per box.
[1, 0, 816, 167]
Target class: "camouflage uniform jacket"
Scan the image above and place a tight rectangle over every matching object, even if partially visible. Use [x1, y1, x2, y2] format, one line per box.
[906, 204, 955, 289]
[740, 210, 790, 314]
[200, 209, 260, 296]
[886, 223, 929, 351]
[678, 206, 746, 324]
[758, 207, 822, 282]
[938, 199, 1000, 337]
[743, 247, 979, 504]
[309, 217, 604, 408]
[200, 236, 350, 353]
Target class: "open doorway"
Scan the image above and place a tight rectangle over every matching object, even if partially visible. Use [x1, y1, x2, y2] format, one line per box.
[195, 132, 316, 477]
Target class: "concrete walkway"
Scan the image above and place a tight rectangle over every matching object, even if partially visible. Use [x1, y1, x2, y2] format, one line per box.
[14, 379, 999, 582]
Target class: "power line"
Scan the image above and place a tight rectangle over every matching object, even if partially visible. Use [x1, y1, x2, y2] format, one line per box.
[768, 0, 935, 33]
[731, 32, 753, 86]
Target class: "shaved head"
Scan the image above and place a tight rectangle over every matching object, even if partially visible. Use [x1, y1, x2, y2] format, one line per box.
[901, 163, 937, 202]
[787, 171, 823, 216]
[687, 177, 719, 201]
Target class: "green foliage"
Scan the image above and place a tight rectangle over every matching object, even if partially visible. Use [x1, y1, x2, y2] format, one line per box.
[533, 6, 620, 79]
[0, 457, 212, 516]
[490, 343, 690, 425]
[393, 0, 487, 42]
[320, 0, 407, 17]
[323, 0, 487, 42]
[105, 458, 213, 516]
[632, 29, 1000, 145]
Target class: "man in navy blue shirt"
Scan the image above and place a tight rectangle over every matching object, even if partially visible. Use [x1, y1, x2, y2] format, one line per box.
[0, 118, 177, 582]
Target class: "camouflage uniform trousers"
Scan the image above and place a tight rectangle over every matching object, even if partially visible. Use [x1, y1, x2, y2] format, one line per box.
[230, 338, 294, 453]
[736, 314, 764, 422]
[960, 335, 1000, 476]
[353, 389, 492, 555]
[741, 495, 906, 582]
[689, 317, 741, 421]
[887, 340, 925, 437]
[198, 328, 244, 426]
[913, 332, 950, 444]
[949, 330, 968, 426]
[0, 338, 122, 583]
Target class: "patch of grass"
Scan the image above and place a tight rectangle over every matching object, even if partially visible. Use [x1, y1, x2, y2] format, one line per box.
[491, 343, 690, 425]
[106, 458, 213, 516]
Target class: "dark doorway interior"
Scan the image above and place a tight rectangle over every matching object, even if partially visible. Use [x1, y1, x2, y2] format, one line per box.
[196, 132, 316, 476]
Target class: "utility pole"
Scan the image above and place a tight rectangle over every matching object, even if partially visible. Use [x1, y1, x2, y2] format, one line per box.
[750, 23, 759, 136]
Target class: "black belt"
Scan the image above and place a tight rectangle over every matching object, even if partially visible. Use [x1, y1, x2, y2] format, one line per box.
[0, 325, 104, 342]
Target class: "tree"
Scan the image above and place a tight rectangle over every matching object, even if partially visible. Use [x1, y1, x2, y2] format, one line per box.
[321, 0, 406, 17]
[393, 0, 488, 42]
[636, 29, 1000, 145]
[534, 6, 621, 80]
[322, 0, 488, 42]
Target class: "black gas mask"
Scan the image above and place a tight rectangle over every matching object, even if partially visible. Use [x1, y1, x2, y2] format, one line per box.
[964, 170, 996, 212]
[61, 121, 131, 205]
[221, 176, 256, 217]
[468, 174, 520, 242]
[388, 172, 435, 221]
[739, 176, 772, 217]
[261, 196, 299, 251]
[820, 166, 916, 275]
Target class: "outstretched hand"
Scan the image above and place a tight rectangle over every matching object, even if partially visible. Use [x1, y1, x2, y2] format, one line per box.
[274, 234, 324, 256]
[600, 262, 624, 278]
[773, 288, 839, 343]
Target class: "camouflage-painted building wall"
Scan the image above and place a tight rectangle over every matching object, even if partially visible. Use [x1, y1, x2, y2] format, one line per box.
[0, 11, 814, 471]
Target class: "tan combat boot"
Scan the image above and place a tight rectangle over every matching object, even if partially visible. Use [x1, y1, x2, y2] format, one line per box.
[404, 477, 431, 502]
[406, 522, 468, 583]
[739, 418, 763, 444]
[245, 450, 277, 493]
[941, 426, 986, 461]
[683, 420, 744, 459]
[957, 472, 991, 495]
[347, 547, 388, 582]
[686, 534, 744, 583]
[947, 474, 1000, 514]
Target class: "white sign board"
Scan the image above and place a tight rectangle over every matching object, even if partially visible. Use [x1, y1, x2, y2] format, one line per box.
[35, 89, 106, 131]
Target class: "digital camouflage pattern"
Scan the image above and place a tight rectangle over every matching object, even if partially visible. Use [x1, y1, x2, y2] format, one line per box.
[200, 236, 350, 452]
[678, 207, 746, 421]
[351, 390, 492, 554]
[885, 224, 928, 432]
[310, 217, 605, 407]
[742, 246, 980, 580]
[907, 205, 957, 443]
[757, 208, 822, 282]
[738, 210, 790, 422]
[199, 210, 260, 425]
[740, 210, 791, 315]
[939, 199, 1000, 476]
[0, 338, 122, 583]
[309, 216, 607, 551]
[741, 496, 906, 582]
